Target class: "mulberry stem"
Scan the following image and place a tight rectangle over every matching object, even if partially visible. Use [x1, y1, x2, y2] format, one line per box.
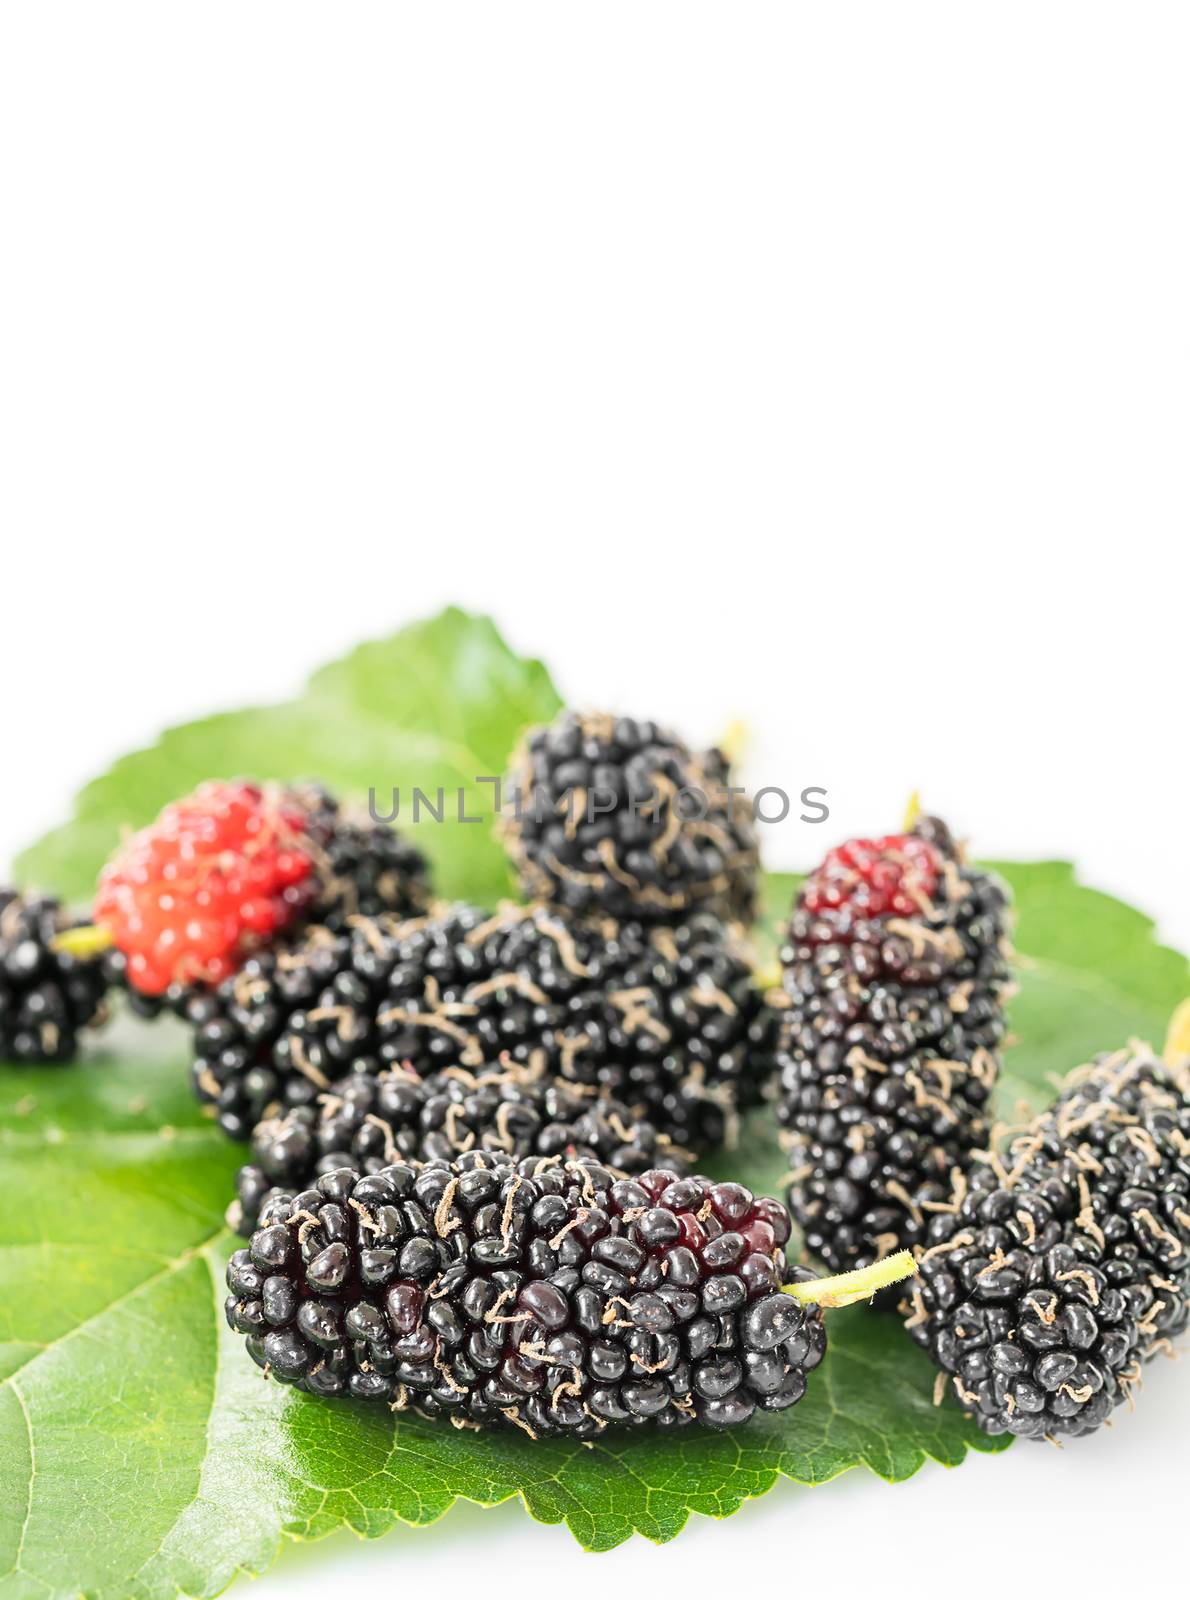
[784, 1249, 918, 1309]
[718, 719, 750, 765]
[51, 924, 114, 959]
[1165, 999, 1190, 1066]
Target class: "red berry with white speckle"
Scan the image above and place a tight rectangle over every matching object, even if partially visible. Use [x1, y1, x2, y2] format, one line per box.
[94, 780, 429, 998]
[95, 783, 319, 995]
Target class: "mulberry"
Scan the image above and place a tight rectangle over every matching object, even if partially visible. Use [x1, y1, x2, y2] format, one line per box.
[95, 779, 428, 1003]
[229, 1063, 688, 1236]
[905, 1043, 1190, 1440]
[776, 815, 1012, 1273]
[194, 904, 776, 1150]
[501, 710, 758, 924]
[0, 889, 109, 1062]
[291, 782, 431, 930]
[224, 1154, 828, 1436]
[189, 926, 355, 1140]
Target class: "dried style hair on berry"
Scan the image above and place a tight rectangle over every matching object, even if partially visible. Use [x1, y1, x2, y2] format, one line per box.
[286, 781, 432, 930]
[229, 1063, 690, 1236]
[0, 890, 110, 1063]
[224, 1155, 828, 1436]
[189, 925, 359, 1141]
[193, 903, 776, 1151]
[905, 1043, 1190, 1441]
[92, 778, 429, 1007]
[500, 710, 759, 925]
[776, 813, 1013, 1274]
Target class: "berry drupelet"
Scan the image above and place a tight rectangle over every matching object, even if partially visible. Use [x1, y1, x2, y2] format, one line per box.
[224, 1154, 827, 1436]
[193, 903, 776, 1150]
[905, 1044, 1190, 1441]
[189, 926, 357, 1140]
[0, 889, 110, 1062]
[229, 1063, 689, 1236]
[294, 782, 431, 930]
[95, 779, 429, 1006]
[501, 710, 759, 925]
[776, 815, 1012, 1273]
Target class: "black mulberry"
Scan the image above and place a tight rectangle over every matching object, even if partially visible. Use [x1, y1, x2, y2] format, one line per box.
[0, 889, 110, 1062]
[189, 927, 356, 1139]
[194, 904, 776, 1150]
[905, 1043, 1190, 1440]
[224, 1153, 826, 1436]
[289, 781, 431, 929]
[229, 1063, 689, 1236]
[501, 710, 759, 923]
[776, 815, 1012, 1272]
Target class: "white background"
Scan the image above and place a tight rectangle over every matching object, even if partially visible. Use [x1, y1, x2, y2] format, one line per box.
[2, 4, 1187, 1597]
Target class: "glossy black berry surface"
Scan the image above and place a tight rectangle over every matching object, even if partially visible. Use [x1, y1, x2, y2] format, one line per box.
[501, 711, 758, 924]
[0, 889, 109, 1062]
[906, 1046, 1190, 1439]
[194, 903, 776, 1150]
[230, 1063, 689, 1235]
[290, 782, 431, 929]
[188, 929, 356, 1138]
[224, 1154, 824, 1437]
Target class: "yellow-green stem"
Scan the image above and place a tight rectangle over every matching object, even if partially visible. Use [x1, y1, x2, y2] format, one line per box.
[1165, 999, 1190, 1066]
[718, 719, 750, 767]
[52, 924, 115, 959]
[784, 1249, 917, 1309]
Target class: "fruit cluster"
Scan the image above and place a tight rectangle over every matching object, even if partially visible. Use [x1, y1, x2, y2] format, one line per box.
[6, 702, 1187, 1448]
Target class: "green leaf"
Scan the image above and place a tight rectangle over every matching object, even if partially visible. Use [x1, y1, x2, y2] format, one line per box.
[14, 607, 560, 911]
[3, 611, 1187, 1597]
[986, 858, 1188, 1109]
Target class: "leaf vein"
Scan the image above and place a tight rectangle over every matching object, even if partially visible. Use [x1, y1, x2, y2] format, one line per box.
[0, 1229, 228, 1392]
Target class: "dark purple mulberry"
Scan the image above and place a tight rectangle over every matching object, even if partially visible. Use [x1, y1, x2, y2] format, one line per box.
[224, 1153, 825, 1437]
